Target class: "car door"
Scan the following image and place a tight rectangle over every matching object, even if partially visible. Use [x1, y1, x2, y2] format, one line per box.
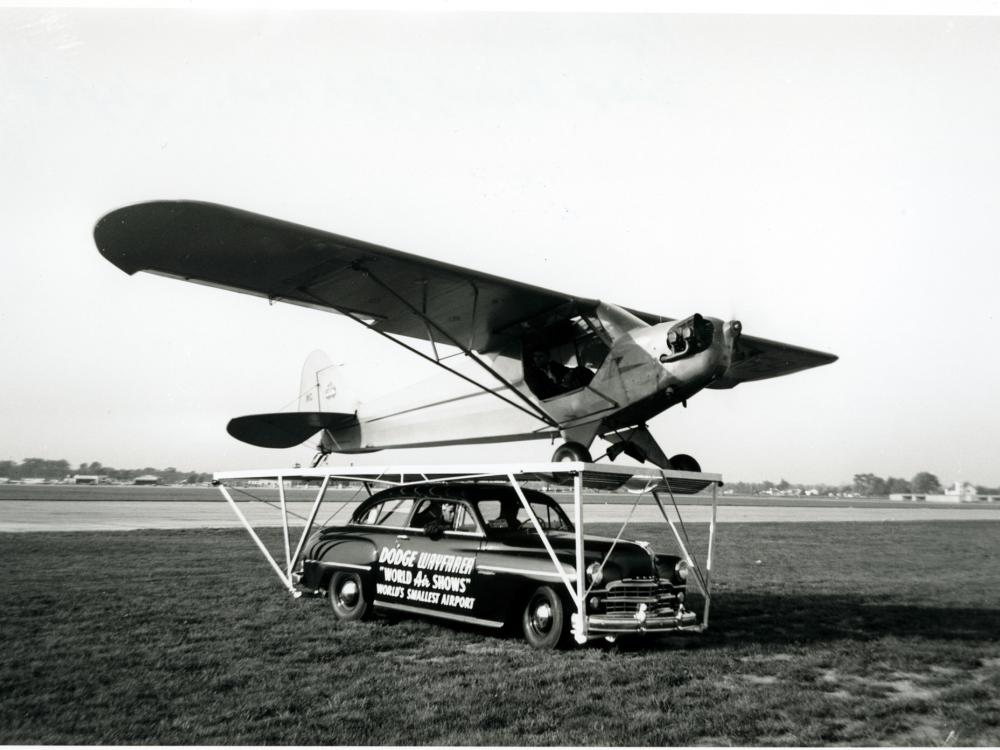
[363, 496, 418, 608]
[391, 498, 495, 626]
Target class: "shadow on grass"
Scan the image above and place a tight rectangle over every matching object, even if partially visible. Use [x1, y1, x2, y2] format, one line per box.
[368, 593, 1000, 653]
[607, 593, 1000, 652]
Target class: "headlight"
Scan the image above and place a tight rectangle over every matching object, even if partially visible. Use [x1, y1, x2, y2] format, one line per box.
[674, 560, 689, 581]
[586, 562, 603, 586]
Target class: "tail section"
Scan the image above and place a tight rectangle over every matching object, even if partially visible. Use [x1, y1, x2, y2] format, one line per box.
[298, 350, 359, 415]
[226, 351, 361, 450]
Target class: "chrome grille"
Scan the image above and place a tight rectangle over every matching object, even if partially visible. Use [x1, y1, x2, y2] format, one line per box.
[604, 578, 682, 616]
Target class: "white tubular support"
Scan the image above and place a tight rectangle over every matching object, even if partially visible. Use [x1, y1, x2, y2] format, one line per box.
[651, 489, 709, 601]
[278, 475, 291, 577]
[703, 481, 718, 631]
[507, 473, 580, 608]
[217, 483, 295, 593]
[572, 471, 588, 644]
[210, 462, 723, 627]
[289, 475, 331, 574]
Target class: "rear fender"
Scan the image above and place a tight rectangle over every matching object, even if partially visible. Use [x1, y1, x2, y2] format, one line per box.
[306, 538, 378, 591]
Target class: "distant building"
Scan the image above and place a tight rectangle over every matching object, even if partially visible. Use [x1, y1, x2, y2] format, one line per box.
[245, 479, 279, 488]
[134, 475, 159, 485]
[891, 481, 998, 503]
[945, 481, 978, 502]
[70, 475, 102, 485]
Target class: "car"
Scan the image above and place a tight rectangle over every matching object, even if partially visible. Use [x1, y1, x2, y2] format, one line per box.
[293, 483, 697, 649]
[295, 482, 697, 648]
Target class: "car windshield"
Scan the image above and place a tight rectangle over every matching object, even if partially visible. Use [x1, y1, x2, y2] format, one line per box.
[475, 497, 573, 533]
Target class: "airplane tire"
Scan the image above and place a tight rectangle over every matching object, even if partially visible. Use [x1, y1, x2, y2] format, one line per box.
[521, 585, 568, 650]
[669, 454, 702, 473]
[552, 442, 592, 463]
[328, 571, 372, 621]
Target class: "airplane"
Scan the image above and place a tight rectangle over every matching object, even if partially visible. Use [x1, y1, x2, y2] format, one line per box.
[94, 200, 837, 471]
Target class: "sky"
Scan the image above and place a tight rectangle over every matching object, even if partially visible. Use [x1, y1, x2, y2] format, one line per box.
[2, 8, 999, 485]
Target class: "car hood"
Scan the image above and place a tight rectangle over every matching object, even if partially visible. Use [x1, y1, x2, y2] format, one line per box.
[486, 530, 667, 579]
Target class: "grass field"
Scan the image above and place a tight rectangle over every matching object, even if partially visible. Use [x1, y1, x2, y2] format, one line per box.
[2, 521, 999, 745]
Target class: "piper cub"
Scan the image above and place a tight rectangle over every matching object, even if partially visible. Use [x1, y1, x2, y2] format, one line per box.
[95, 201, 836, 470]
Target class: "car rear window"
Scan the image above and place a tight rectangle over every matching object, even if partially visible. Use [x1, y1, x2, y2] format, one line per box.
[354, 498, 415, 527]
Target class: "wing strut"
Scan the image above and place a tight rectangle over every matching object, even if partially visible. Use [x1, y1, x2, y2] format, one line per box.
[345, 265, 562, 429]
[297, 288, 560, 430]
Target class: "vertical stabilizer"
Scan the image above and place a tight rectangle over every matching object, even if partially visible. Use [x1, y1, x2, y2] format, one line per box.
[299, 350, 360, 415]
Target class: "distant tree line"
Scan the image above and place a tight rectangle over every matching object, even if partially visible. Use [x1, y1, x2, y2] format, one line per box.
[850, 472, 943, 497]
[0, 458, 212, 484]
[726, 471, 948, 498]
[3, 458, 993, 497]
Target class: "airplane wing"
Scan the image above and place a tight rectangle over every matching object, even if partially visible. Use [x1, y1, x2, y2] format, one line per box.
[95, 201, 836, 388]
[707, 334, 838, 388]
[95, 201, 595, 353]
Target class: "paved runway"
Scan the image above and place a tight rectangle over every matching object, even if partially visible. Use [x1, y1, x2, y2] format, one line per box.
[1, 498, 998, 532]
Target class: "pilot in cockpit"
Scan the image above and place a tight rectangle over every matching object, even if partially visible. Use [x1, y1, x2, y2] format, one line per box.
[524, 349, 569, 399]
[524, 349, 594, 399]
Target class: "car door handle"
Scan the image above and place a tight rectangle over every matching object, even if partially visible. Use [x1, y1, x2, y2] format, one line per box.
[396, 535, 409, 541]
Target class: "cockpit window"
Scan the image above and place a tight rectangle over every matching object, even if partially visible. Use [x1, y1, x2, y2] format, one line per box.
[522, 313, 610, 400]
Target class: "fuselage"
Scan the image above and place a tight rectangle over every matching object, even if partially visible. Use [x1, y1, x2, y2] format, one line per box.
[321, 303, 740, 453]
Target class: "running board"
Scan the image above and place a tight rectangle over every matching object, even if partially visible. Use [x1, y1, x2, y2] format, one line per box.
[374, 600, 505, 629]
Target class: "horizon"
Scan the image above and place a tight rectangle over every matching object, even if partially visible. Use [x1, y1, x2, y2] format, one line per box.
[0, 456, 980, 491]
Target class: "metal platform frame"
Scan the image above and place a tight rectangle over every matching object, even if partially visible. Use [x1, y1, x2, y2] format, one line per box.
[213, 461, 721, 643]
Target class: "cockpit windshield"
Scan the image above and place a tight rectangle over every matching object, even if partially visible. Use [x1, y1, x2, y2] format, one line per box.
[522, 310, 611, 400]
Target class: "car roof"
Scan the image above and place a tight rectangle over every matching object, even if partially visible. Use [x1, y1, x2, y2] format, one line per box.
[352, 482, 555, 518]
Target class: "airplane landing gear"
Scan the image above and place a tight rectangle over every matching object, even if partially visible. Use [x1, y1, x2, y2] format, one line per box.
[552, 442, 592, 463]
[604, 443, 701, 472]
[606, 441, 648, 463]
[599, 426, 702, 472]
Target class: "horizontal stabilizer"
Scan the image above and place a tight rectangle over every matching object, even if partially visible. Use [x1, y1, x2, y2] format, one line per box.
[227, 412, 358, 449]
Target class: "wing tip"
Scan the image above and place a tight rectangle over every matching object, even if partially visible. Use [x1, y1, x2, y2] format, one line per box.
[93, 199, 228, 271]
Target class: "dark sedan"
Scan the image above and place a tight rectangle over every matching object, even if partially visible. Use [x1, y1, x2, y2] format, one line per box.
[296, 482, 696, 648]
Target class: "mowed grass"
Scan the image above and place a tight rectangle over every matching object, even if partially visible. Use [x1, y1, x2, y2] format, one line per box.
[2, 521, 999, 745]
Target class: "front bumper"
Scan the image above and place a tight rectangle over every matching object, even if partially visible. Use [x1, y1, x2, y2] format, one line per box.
[586, 609, 699, 634]
[584, 577, 699, 634]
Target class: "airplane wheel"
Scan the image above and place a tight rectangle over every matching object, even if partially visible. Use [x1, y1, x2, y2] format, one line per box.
[521, 585, 568, 650]
[669, 454, 701, 473]
[328, 571, 371, 621]
[552, 442, 592, 463]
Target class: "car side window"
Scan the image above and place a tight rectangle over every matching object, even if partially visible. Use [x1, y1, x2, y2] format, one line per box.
[451, 503, 482, 534]
[355, 498, 414, 528]
[411, 499, 455, 529]
[476, 498, 572, 532]
[478, 500, 506, 529]
[530, 500, 572, 531]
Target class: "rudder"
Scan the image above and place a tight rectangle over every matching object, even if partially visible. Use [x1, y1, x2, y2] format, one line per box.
[298, 350, 360, 415]
[226, 351, 361, 450]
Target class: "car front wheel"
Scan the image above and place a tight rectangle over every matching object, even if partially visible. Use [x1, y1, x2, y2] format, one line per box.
[328, 571, 371, 621]
[521, 585, 567, 649]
